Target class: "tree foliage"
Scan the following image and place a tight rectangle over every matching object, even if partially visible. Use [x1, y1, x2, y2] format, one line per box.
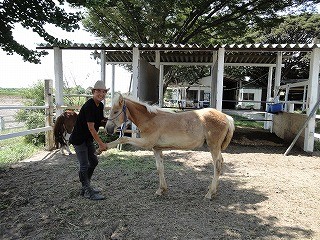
[0, 0, 83, 63]
[82, 0, 319, 44]
[226, 13, 320, 85]
[82, 0, 320, 88]
[267, 13, 320, 80]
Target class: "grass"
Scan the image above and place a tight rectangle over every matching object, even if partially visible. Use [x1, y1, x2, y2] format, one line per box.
[231, 114, 264, 128]
[99, 148, 182, 173]
[0, 88, 26, 96]
[0, 135, 41, 169]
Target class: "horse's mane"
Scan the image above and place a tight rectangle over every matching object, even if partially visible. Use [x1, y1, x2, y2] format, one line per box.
[113, 93, 162, 113]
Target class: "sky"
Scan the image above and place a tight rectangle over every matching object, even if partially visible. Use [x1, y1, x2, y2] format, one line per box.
[0, 8, 131, 92]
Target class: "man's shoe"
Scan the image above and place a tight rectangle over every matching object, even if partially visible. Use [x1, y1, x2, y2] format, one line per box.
[80, 186, 100, 196]
[82, 186, 105, 200]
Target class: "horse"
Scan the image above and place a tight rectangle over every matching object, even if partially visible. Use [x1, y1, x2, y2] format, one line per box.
[53, 110, 78, 155]
[104, 93, 235, 200]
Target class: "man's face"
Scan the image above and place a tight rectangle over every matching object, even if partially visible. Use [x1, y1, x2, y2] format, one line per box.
[93, 89, 107, 102]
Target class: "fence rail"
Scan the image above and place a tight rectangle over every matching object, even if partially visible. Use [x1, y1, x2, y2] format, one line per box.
[0, 80, 55, 150]
[0, 126, 52, 141]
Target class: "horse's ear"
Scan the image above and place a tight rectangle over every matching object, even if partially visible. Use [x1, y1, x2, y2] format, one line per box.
[119, 94, 124, 105]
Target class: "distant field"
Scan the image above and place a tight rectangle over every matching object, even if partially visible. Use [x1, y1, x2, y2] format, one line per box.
[0, 88, 26, 96]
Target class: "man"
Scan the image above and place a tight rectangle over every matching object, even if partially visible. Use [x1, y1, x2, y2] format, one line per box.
[69, 80, 108, 200]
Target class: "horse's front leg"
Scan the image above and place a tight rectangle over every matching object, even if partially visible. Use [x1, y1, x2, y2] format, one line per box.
[64, 133, 72, 155]
[107, 136, 154, 149]
[205, 149, 223, 200]
[153, 149, 168, 196]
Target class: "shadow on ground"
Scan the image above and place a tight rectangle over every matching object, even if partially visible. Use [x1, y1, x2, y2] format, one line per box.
[0, 129, 315, 240]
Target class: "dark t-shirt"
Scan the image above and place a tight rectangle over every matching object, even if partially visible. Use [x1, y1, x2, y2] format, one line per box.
[69, 98, 104, 145]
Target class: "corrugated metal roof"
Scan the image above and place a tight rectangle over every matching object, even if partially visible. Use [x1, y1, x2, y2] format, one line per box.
[37, 42, 320, 51]
[36, 42, 320, 65]
[102, 50, 279, 64]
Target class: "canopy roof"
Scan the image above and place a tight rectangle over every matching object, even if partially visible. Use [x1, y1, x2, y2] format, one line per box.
[37, 43, 320, 66]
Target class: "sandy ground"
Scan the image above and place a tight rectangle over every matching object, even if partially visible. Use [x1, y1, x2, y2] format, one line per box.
[0, 127, 320, 240]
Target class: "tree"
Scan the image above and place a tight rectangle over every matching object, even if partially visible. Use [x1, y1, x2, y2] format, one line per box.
[83, 0, 319, 44]
[82, 0, 320, 89]
[264, 13, 320, 80]
[226, 13, 320, 86]
[0, 0, 83, 63]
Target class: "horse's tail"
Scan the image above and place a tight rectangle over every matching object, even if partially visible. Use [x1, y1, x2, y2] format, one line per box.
[221, 115, 235, 150]
[53, 114, 66, 149]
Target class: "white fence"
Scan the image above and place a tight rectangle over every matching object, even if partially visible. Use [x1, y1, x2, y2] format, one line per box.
[0, 80, 55, 150]
[0, 115, 25, 131]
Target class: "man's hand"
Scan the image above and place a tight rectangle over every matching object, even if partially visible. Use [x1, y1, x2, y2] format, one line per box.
[96, 142, 108, 155]
[99, 142, 108, 152]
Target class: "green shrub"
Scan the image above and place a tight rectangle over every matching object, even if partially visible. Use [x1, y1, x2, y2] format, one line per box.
[15, 81, 46, 146]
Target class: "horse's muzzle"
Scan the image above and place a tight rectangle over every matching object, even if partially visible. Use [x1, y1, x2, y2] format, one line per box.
[106, 122, 116, 135]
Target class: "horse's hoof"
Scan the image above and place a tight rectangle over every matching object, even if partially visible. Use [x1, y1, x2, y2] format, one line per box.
[155, 188, 167, 196]
[155, 189, 163, 196]
[204, 192, 216, 200]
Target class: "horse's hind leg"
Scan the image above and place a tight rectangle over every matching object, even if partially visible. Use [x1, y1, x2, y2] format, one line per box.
[153, 149, 168, 196]
[205, 148, 223, 199]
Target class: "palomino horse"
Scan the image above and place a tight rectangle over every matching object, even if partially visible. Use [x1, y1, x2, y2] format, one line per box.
[104, 93, 235, 199]
[53, 110, 78, 155]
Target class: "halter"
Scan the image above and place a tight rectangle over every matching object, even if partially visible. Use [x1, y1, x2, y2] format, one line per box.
[108, 101, 128, 136]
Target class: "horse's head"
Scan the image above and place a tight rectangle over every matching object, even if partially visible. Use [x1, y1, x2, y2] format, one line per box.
[106, 93, 127, 135]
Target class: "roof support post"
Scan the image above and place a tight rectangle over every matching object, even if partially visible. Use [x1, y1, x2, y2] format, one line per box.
[210, 51, 217, 108]
[211, 48, 225, 111]
[53, 47, 64, 117]
[132, 47, 140, 98]
[304, 47, 320, 152]
[155, 51, 164, 107]
[100, 50, 106, 84]
[273, 52, 282, 97]
[264, 67, 273, 130]
[100, 50, 107, 105]
[111, 64, 115, 104]
[159, 65, 164, 107]
[131, 47, 140, 138]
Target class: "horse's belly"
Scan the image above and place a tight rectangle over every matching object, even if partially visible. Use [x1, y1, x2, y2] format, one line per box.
[155, 135, 204, 150]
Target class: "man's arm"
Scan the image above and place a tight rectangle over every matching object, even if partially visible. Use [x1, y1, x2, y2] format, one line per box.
[87, 122, 107, 151]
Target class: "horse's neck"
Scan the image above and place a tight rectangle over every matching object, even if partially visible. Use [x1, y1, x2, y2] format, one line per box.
[126, 100, 152, 126]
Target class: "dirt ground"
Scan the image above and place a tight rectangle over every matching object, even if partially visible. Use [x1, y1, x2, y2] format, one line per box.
[0, 127, 320, 240]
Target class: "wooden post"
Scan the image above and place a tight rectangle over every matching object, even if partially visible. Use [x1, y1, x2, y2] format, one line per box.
[45, 79, 54, 151]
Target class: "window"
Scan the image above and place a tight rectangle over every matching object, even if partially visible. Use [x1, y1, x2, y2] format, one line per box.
[243, 93, 254, 100]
